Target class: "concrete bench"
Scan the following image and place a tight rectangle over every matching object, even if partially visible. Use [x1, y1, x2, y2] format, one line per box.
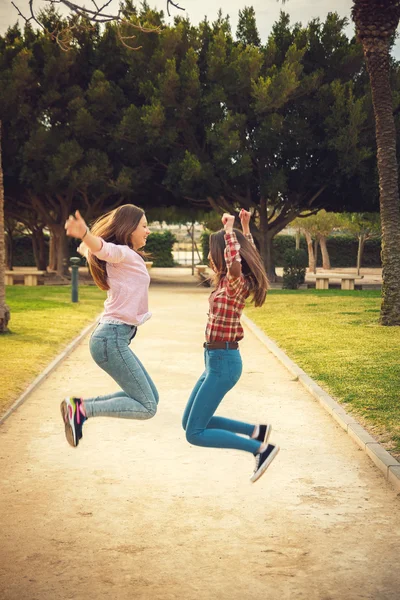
[5, 270, 47, 286]
[195, 265, 208, 275]
[310, 273, 364, 290]
[195, 265, 212, 287]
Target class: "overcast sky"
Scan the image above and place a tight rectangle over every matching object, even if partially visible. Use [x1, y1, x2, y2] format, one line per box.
[0, 0, 399, 57]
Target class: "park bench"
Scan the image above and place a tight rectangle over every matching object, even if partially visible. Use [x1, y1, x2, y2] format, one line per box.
[309, 273, 364, 290]
[5, 270, 47, 286]
[195, 265, 211, 286]
[195, 265, 208, 275]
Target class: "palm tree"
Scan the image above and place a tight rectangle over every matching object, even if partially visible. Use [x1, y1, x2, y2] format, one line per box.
[352, 1, 400, 325]
[0, 123, 10, 333]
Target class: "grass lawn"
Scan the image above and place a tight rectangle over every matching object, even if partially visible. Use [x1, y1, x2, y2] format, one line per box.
[0, 285, 105, 415]
[245, 289, 400, 458]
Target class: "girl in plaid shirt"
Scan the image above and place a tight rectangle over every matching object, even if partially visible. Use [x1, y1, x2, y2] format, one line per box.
[182, 210, 280, 483]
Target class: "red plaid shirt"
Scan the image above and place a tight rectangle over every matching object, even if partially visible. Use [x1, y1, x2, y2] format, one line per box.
[205, 231, 254, 342]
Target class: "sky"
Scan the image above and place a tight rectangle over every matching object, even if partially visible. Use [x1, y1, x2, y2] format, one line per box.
[0, 0, 399, 58]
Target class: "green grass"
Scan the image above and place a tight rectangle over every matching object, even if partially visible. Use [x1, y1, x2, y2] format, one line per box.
[245, 289, 400, 457]
[0, 285, 105, 414]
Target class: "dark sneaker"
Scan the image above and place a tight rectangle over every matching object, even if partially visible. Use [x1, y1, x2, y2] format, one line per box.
[250, 444, 280, 483]
[255, 424, 272, 445]
[60, 397, 85, 447]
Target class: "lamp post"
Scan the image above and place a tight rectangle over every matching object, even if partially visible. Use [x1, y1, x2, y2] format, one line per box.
[70, 257, 81, 303]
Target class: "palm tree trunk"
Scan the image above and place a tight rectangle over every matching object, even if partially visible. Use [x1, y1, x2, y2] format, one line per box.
[0, 123, 10, 333]
[352, 1, 400, 324]
[365, 43, 400, 324]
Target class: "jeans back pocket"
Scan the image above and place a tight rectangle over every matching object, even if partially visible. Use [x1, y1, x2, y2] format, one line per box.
[90, 335, 108, 365]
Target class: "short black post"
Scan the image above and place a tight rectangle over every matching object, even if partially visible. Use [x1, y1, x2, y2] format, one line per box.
[70, 257, 81, 303]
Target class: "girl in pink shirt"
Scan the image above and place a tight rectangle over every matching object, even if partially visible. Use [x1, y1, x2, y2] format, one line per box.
[61, 204, 159, 448]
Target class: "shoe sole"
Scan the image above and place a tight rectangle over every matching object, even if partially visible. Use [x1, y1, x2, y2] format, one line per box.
[250, 445, 280, 483]
[60, 399, 78, 448]
[264, 424, 272, 445]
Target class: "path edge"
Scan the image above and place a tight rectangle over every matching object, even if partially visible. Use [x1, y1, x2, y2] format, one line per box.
[242, 313, 400, 495]
[0, 318, 99, 426]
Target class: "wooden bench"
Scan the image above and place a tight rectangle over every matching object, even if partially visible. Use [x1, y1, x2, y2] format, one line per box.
[310, 273, 364, 290]
[5, 270, 47, 286]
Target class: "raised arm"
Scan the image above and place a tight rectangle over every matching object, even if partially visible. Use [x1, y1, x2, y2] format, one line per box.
[239, 208, 255, 246]
[222, 213, 242, 280]
[65, 210, 102, 253]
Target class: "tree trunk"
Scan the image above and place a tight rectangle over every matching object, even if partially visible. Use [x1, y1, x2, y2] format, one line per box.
[295, 229, 300, 250]
[264, 232, 277, 282]
[357, 234, 366, 276]
[356, 15, 400, 324]
[52, 225, 69, 277]
[313, 238, 319, 274]
[49, 232, 57, 272]
[0, 124, 10, 333]
[304, 230, 315, 272]
[259, 198, 277, 281]
[32, 228, 48, 271]
[5, 231, 12, 270]
[319, 235, 331, 270]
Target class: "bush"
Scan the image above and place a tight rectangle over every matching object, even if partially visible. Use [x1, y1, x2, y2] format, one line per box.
[145, 230, 176, 267]
[200, 230, 210, 264]
[273, 234, 381, 268]
[282, 248, 308, 289]
[8, 235, 77, 268]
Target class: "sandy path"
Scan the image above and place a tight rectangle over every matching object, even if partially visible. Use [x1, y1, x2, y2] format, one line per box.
[0, 285, 399, 600]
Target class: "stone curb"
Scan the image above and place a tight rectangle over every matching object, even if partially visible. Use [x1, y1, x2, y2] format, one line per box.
[0, 318, 99, 426]
[242, 313, 400, 494]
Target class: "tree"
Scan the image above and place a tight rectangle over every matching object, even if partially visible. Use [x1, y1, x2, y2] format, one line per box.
[236, 7, 261, 46]
[1, 12, 149, 275]
[12, 0, 162, 51]
[338, 212, 381, 274]
[0, 124, 10, 333]
[351, 1, 400, 325]
[147, 12, 378, 279]
[292, 211, 342, 271]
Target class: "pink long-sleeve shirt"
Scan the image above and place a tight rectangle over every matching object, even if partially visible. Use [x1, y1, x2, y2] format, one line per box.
[91, 240, 151, 326]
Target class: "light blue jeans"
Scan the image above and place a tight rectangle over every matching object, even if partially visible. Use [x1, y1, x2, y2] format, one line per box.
[182, 348, 261, 454]
[84, 323, 159, 419]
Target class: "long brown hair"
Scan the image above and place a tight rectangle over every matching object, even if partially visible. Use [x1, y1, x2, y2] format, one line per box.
[88, 204, 145, 291]
[209, 229, 269, 307]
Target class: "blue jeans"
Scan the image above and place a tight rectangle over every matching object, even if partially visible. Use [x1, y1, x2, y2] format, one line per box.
[84, 323, 159, 419]
[182, 348, 261, 454]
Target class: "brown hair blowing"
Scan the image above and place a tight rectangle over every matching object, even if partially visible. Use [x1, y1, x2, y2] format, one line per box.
[209, 229, 269, 307]
[88, 204, 145, 291]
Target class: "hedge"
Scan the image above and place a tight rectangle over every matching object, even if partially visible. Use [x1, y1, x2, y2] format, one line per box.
[145, 230, 176, 267]
[9, 231, 382, 269]
[201, 232, 382, 268]
[274, 235, 381, 268]
[8, 236, 78, 267]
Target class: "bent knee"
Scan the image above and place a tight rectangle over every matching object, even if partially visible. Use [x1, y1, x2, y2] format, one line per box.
[186, 428, 201, 445]
[145, 400, 157, 419]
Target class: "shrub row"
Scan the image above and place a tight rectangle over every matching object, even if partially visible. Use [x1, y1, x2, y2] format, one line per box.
[201, 232, 382, 268]
[9, 231, 177, 269]
[9, 231, 382, 269]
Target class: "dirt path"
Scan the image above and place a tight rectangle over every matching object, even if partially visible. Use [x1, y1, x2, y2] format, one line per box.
[0, 285, 399, 600]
